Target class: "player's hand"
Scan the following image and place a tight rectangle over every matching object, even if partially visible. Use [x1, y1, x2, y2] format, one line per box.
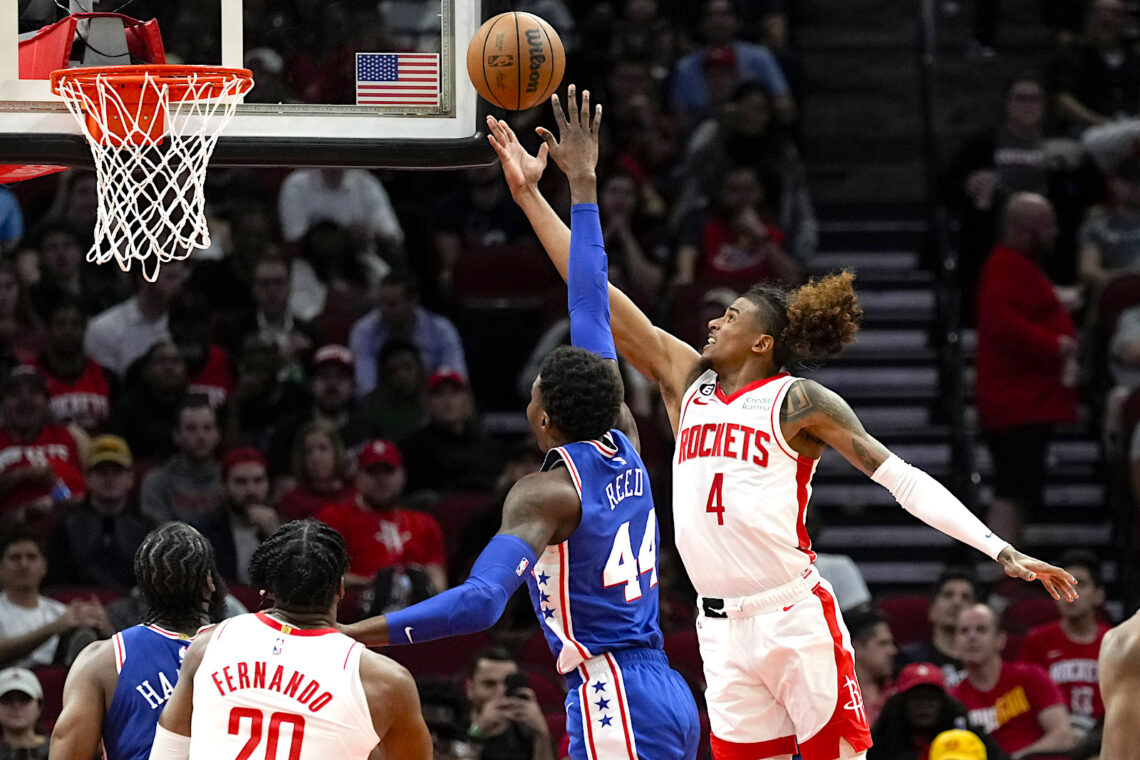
[472, 698, 514, 737]
[997, 546, 1079, 602]
[505, 689, 549, 735]
[487, 115, 547, 197]
[538, 84, 602, 183]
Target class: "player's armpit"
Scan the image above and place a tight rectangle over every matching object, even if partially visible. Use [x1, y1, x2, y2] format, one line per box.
[48, 640, 111, 760]
[781, 379, 889, 474]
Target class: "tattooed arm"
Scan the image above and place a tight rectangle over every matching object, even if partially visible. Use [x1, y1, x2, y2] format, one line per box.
[780, 379, 1079, 602]
[780, 379, 887, 474]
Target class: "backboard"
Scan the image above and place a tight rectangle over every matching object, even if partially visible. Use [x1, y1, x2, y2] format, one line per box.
[0, 0, 502, 169]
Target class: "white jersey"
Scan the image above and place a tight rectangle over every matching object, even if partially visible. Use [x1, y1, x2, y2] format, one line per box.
[673, 370, 818, 597]
[189, 612, 379, 760]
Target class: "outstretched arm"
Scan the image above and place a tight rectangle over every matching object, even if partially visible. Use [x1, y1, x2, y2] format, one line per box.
[487, 87, 701, 431]
[549, 87, 640, 449]
[781, 379, 1079, 602]
[341, 470, 580, 648]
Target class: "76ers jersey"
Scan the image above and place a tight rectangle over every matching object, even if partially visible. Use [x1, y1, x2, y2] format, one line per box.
[189, 612, 379, 760]
[103, 625, 194, 760]
[526, 430, 664, 674]
[674, 370, 818, 597]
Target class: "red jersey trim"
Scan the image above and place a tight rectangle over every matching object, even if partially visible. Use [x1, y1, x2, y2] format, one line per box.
[579, 674, 601, 760]
[711, 733, 797, 759]
[714, 371, 789, 405]
[795, 458, 817, 561]
[255, 612, 338, 637]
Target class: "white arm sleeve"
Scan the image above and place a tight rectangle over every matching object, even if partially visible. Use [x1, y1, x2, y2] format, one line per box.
[871, 453, 1010, 560]
[148, 724, 190, 760]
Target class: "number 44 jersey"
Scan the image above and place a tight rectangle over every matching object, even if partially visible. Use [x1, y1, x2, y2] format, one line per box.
[673, 370, 819, 598]
[189, 612, 379, 760]
[527, 429, 665, 675]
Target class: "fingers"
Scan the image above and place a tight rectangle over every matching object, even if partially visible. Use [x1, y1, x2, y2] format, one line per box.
[550, 92, 570, 129]
[535, 126, 558, 152]
[580, 88, 590, 129]
[566, 84, 579, 127]
[593, 103, 603, 133]
[536, 141, 550, 163]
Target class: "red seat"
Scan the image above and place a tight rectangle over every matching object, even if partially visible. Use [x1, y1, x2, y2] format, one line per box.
[386, 632, 492, 679]
[32, 665, 68, 733]
[523, 667, 566, 711]
[664, 629, 703, 680]
[1095, 272, 1140, 332]
[427, 491, 497, 582]
[517, 628, 555, 670]
[545, 711, 567, 749]
[1003, 596, 1059, 635]
[47, 585, 123, 607]
[453, 243, 561, 305]
[878, 595, 932, 647]
[227, 584, 266, 614]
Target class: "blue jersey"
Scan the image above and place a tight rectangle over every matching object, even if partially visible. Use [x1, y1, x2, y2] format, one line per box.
[102, 624, 193, 760]
[526, 429, 664, 674]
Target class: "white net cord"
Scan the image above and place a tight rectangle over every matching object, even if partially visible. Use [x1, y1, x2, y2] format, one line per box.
[54, 69, 252, 282]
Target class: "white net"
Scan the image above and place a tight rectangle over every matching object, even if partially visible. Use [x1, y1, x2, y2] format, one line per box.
[53, 67, 253, 281]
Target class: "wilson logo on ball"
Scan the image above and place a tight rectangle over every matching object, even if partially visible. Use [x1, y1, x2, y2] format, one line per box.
[525, 28, 546, 94]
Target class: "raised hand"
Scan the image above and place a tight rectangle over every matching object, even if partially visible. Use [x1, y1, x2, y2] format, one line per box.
[486, 115, 547, 198]
[997, 546, 1079, 602]
[537, 84, 602, 184]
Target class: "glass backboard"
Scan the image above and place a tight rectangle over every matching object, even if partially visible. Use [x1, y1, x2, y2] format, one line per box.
[0, 0, 499, 169]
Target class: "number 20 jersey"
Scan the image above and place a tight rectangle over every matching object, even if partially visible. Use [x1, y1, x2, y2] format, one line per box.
[673, 370, 818, 598]
[189, 612, 379, 760]
[526, 429, 665, 675]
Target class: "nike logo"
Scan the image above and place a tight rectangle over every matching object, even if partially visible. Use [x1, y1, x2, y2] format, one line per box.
[404, 627, 414, 643]
[783, 604, 796, 612]
[693, 398, 709, 405]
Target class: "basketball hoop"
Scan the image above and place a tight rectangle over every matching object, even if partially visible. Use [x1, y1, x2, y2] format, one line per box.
[51, 65, 254, 281]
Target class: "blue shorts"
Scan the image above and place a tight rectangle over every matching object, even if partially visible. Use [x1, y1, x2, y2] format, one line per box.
[564, 648, 700, 760]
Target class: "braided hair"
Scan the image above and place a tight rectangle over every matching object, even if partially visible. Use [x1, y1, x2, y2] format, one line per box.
[537, 346, 623, 444]
[248, 520, 349, 613]
[134, 523, 226, 629]
[741, 271, 862, 369]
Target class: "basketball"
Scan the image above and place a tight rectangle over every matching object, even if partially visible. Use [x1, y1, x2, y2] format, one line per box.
[466, 12, 565, 111]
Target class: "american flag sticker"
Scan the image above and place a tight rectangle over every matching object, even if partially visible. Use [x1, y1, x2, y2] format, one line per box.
[356, 52, 440, 106]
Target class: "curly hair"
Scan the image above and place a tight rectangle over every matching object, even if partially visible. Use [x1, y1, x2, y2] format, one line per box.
[248, 520, 349, 613]
[134, 523, 226, 629]
[537, 346, 622, 444]
[742, 271, 862, 368]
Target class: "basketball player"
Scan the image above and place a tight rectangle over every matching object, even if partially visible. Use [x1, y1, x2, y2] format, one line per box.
[485, 85, 1079, 760]
[49, 523, 227, 760]
[1099, 609, 1140, 760]
[339, 98, 700, 760]
[148, 520, 431, 760]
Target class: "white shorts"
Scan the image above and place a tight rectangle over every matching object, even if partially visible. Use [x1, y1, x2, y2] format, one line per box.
[695, 568, 873, 760]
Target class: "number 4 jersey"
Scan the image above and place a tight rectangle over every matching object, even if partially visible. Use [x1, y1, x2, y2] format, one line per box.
[189, 612, 379, 760]
[673, 370, 818, 597]
[527, 430, 665, 674]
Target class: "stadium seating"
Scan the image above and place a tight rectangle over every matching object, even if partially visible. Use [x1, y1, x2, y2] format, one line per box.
[877, 594, 931, 647]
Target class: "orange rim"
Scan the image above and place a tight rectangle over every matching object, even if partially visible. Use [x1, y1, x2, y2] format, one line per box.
[50, 64, 254, 100]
